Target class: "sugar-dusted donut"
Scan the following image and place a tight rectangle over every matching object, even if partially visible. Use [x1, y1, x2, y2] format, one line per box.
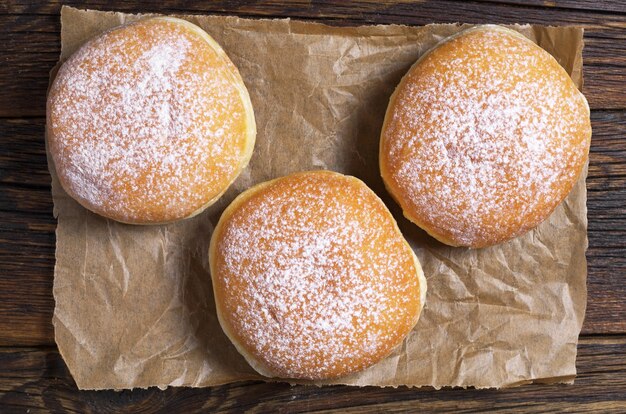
[47, 17, 256, 224]
[209, 171, 426, 380]
[380, 25, 591, 247]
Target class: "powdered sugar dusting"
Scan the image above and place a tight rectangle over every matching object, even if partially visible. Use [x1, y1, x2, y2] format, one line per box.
[213, 173, 422, 379]
[48, 19, 249, 223]
[382, 27, 591, 246]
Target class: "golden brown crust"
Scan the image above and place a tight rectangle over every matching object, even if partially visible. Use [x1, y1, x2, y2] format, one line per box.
[380, 25, 591, 248]
[47, 17, 256, 224]
[209, 171, 426, 380]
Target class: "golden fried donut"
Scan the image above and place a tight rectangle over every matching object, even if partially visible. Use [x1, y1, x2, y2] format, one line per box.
[209, 171, 426, 380]
[380, 25, 591, 248]
[47, 17, 256, 224]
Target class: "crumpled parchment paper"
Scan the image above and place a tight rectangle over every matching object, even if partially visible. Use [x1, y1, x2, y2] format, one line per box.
[49, 6, 588, 390]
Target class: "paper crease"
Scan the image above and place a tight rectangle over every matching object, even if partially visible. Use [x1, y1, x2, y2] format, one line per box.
[49, 7, 588, 390]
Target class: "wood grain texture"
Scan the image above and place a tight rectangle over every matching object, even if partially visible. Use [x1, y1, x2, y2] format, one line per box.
[0, 110, 624, 346]
[475, 0, 626, 13]
[1, 1, 625, 410]
[0, 336, 624, 413]
[2, 1, 626, 117]
[3, 0, 626, 15]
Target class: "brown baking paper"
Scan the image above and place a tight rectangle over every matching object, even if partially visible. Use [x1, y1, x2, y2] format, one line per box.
[49, 6, 588, 390]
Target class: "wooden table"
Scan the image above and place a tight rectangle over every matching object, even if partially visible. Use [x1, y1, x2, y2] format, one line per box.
[1, 1, 625, 412]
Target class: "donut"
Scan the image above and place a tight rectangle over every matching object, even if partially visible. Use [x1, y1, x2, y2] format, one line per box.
[380, 25, 591, 248]
[47, 17, 256, 224]
[209, 171, 426, 380]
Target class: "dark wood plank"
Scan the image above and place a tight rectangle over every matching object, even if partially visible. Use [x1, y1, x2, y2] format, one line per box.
[0, 109, 624, 346]
[4, 0, 626, 16]
[0, 209, 55, 346]
[0, 12, 59, 117]
[1, 1, 626, 117]
[475, 0, 626, 14]
[0, 118, 49, 188]
[0, 336, 624, 413]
